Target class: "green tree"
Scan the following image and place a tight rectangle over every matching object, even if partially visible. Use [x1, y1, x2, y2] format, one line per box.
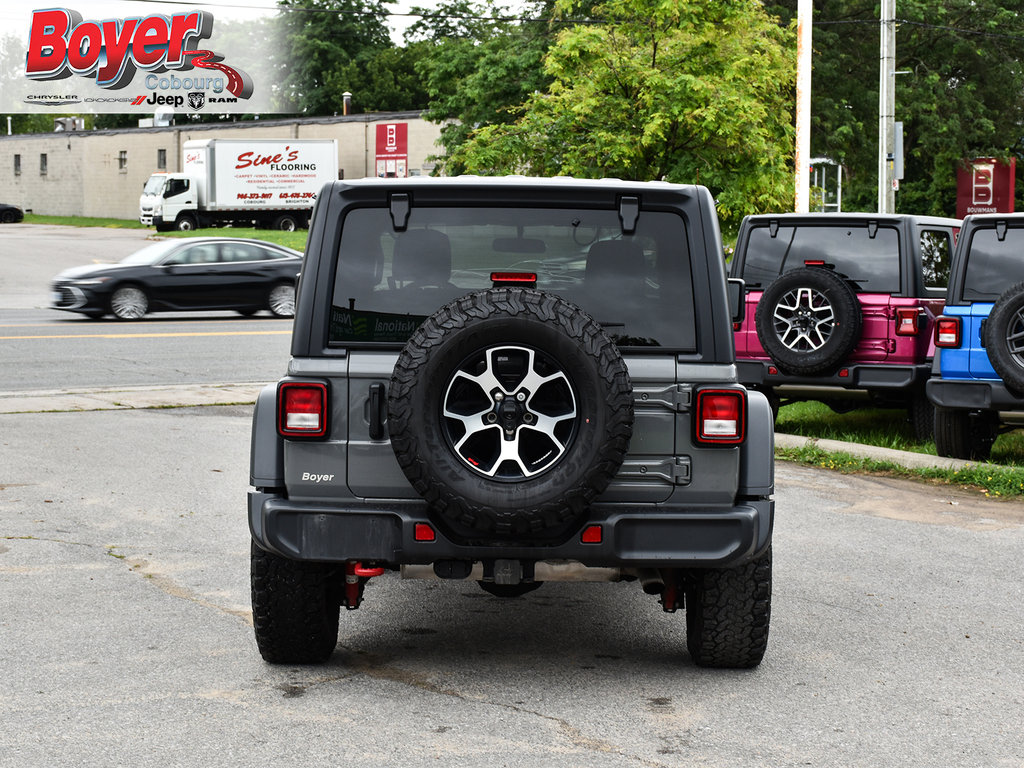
[413, 0, 564, 173]
[771, 1, 1024, 215]
[279, 0, 395, 115]
[328, 42, 431, 112]
[449, 0, 796, 231]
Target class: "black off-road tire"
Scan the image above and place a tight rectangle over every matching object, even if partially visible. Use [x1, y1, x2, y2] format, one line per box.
[934, 408, 997, 461]
[685, 547, 772, 669]
[908, 390, 934, 442]
[389, 287, 633, 541]
[251, 542, 340, 664]
[755, 267, 861, 376]
[983, 281, 1024, 392]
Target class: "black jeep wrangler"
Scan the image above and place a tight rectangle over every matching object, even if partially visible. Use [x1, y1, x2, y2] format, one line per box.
[248, 177, 775, 668]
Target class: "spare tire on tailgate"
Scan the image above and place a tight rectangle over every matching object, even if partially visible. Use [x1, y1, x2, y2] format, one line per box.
[982, 281, 1024, 392]
[388, 287, 634, 541]
[754, 266, 861, 376]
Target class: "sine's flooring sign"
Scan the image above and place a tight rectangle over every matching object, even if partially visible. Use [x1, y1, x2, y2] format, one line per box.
[1, 2, 287, 113]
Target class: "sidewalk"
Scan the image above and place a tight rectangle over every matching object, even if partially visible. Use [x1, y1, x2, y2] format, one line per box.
[0, 382, 994, 472]
[0, 382, 265, 414]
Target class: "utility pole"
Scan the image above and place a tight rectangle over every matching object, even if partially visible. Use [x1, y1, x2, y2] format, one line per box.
[878, 0, 896, 213]
[794, 0, 812, 213]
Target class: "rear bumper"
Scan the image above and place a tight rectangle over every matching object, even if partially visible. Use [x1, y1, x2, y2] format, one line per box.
[249, 493, 774, 569]
[736, 360, 930, 393]
[927, 378, 1024, 410]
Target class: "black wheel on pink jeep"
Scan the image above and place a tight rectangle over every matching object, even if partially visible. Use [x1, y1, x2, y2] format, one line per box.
[755, 267, 861, 376]
[388, 287, 634, 541]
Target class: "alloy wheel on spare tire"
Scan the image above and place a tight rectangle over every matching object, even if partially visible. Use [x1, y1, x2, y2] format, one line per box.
[388, 287, 634, 541]
[755, 267, 861, 376]
[983, 281, 1024, 392]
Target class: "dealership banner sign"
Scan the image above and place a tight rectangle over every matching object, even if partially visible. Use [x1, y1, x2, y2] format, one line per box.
[1, 3, 288, 113]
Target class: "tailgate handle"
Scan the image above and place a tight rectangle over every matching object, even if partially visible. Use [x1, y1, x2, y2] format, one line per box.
[368, 383, 386, 440]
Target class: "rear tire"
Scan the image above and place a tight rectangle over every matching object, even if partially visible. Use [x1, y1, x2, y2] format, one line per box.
[251, 543, 340, 664]
[934, 408, 997, 461]
[273, 213, 300, 232]
[908, 391, 934, 442]
[685, 547, 771, 669]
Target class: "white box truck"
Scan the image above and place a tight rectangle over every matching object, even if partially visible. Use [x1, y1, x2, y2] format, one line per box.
[139, 138, 338, 232]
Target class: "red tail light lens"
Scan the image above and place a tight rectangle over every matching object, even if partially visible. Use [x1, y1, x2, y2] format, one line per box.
[934, 317, 961, 348]
[279, 382, 328, 437]
[491, 271, 538, 287]
[696, 389, 746, 444]
[895, 308, 921, 336]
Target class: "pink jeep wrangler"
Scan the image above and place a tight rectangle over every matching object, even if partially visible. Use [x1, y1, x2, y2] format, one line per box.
[729, 213, 959, 439]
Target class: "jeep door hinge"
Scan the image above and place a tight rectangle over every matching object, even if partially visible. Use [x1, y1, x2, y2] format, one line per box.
[634, 384, 691, 411]
[618, 457, 691, 485]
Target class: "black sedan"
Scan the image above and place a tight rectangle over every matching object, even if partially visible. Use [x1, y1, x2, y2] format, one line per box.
[51, 238, 303, 320]
[0, 202, 24, 223]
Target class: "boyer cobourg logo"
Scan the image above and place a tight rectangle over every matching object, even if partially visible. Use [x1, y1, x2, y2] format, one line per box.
[23, 7, 253, 109]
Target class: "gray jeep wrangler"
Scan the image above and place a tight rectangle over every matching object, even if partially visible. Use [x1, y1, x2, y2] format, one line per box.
[248, 177, 775, 668]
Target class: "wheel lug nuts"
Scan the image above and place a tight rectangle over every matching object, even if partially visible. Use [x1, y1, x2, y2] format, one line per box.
[516, 392, 526, 402]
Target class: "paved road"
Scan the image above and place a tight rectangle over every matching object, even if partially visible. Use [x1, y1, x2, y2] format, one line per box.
[3, 225, 1023, 766]
[0, 225, 291, 391]
[2, 405, 1023, 767]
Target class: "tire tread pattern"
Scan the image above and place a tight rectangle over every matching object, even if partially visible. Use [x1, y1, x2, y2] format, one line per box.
[686, 547, 772, 669]
[251, 542, 340, 664]
[389, 287, 633, 537]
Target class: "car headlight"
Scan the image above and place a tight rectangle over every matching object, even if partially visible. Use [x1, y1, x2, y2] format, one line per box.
[71, 278, 110, 286]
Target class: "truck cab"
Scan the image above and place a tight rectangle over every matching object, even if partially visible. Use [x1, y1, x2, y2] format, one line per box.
[139, 173, 198, 232]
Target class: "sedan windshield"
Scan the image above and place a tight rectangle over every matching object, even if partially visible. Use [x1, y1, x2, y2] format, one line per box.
[119, 240, 185, 266]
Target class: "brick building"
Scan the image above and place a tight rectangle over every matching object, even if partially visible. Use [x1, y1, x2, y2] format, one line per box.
[0, 112, 444, 219]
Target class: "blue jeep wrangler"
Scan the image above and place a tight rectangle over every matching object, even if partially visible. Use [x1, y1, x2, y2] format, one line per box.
[927, 214, 1024, 459]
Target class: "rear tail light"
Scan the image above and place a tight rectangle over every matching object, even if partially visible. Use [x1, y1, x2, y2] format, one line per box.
[278, 382, 328, 437]
[895, 307, 921, 336]
[934, 316, 961, 348]
[695, 389, 746, 444]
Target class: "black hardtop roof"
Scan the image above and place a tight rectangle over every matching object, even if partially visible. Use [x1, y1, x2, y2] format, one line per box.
[740, 211, 961, 228]
[328, 175, 708, 208]
[960, 212, 1024, 228]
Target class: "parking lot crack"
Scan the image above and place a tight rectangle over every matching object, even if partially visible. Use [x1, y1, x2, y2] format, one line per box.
[342, 651, 673, 767]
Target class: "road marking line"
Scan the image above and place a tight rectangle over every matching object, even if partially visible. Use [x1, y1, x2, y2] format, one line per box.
[0, 331, 291, 340]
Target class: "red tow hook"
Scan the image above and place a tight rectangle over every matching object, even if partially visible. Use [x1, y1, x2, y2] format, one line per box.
[344, 561, 385, 609]
[660, 582, 680, 613]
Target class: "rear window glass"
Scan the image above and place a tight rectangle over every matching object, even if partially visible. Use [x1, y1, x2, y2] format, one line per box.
[329, 206, 696, 350]
[962, 227, 1024, 301]
[741, 224, 901, 293]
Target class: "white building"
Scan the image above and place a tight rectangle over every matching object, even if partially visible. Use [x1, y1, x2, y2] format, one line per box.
[0, 112, 444, 219]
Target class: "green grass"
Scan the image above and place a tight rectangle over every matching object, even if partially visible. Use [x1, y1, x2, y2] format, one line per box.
[158, 226, 309, 251]
[776, 399, 1024, 466]
[776, 442, 1024, 499]
[21, 214, 308, 250]
[23, 213, 148, 229]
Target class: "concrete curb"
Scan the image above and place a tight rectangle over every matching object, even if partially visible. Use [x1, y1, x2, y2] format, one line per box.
[774, 432, 995, 472]
[0, 382, 265, 414]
